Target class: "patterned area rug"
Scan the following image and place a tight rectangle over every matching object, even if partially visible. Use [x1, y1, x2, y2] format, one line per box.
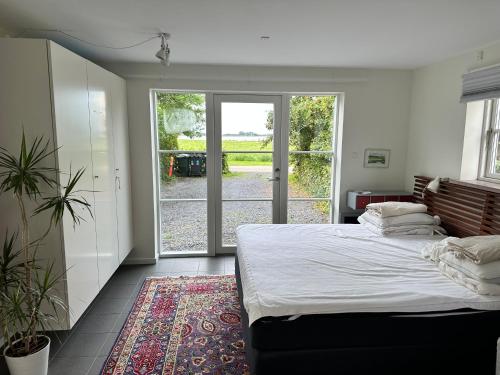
[101, 275, 249, 375]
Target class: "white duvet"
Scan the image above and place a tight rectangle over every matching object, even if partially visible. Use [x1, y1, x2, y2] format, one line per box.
[236, 224, 500, 325]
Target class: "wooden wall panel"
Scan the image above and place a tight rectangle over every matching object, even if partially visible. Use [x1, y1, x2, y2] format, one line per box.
[413, 176, 500, 237]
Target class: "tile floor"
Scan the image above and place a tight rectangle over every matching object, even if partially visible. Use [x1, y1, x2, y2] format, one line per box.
[36, 256, 234, 375]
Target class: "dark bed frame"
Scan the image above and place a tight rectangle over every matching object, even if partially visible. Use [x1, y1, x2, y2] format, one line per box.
[236, 176, 500, 375]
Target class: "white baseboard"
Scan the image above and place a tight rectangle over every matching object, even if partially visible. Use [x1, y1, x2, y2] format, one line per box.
[122, 257, 158, 265]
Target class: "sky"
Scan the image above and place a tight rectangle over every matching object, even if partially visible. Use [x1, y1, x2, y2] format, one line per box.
[221, 102, 273, 135]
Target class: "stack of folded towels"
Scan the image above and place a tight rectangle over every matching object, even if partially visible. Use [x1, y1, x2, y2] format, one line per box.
[357, 201, 444, 236]
[422, 235, 500, 295]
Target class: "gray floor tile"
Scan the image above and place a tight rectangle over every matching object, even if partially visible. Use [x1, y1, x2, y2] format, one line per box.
[0, 357, 8, 374]
[76, 313, 120, 334]
[154, 258, 200, 272]
[87, 356, 108, 375]
[47, 331, 71, 358]
[197, 269, 225, 276]
[147, 271, 198, 278]
[98, 333, 119, 356]
[199, 256, 226, 266]
[198, 260, 225, 273]
[98, 283, 139, 300]
[90, 298, 130, 314]
[88, 356, 108, 375]
[111, 313, 129, 333]
[123, 297, 135, 313]
[55, 332, 108, 357]
[48, 356, 95, 375]
[110, 266, 155, 285]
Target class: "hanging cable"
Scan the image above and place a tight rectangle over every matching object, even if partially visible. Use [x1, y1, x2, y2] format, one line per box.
[19, 28, 159, 49]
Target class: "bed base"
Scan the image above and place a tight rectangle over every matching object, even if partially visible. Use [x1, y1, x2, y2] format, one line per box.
[236, 256, 498, 375]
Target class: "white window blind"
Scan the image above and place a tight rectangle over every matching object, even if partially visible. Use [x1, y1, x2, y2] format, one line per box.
[460, 64, 500, 103]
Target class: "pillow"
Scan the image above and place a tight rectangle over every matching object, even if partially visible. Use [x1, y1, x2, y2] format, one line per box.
[358, 212, 439, 228]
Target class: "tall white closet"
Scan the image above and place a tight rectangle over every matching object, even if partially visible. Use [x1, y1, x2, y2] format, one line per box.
[0, 38, 134, 328]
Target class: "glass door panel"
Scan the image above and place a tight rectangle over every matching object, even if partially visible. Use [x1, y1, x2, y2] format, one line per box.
[155, 92, 209, 255]
[214, 95, 282, 252]
[287, 95, 336, 223]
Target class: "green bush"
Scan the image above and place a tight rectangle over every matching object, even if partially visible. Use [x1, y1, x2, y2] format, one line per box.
[265, 95, 335, 204]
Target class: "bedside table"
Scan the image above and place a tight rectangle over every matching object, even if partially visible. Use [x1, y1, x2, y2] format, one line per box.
[340, 208, 365, 224]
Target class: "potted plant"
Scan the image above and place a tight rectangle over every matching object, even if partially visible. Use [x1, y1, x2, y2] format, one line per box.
[0, 133, 91, 375]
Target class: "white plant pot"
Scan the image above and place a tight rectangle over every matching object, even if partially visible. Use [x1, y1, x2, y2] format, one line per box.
[3, 336, 50, 375]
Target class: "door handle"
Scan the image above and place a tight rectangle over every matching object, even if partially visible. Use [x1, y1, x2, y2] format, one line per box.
[267, 177, 280, 181]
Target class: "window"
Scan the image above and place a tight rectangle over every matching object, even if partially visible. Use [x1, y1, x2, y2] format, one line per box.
[153, 91, 209, 255]
[482, 99, 500, 180]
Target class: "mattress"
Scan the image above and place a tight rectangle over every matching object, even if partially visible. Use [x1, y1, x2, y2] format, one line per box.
[235, 255, 500, 352]
[236, 224, 500, 325]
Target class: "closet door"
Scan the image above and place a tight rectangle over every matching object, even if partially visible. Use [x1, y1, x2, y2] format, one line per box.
[49, 42, 100, 326]
[87, 62, 119, 288]
[111, 77, 134, 262]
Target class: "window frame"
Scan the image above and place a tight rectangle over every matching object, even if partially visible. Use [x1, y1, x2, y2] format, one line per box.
[481, 99, 500, 181]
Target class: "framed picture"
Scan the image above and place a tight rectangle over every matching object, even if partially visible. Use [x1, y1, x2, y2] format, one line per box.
[364, 149, 390, 168]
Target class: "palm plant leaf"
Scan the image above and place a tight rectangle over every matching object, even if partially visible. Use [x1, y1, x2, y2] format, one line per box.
[33, 167, 92, 226]
[0, 132, 58, 199]
[0, 231, 24, 292]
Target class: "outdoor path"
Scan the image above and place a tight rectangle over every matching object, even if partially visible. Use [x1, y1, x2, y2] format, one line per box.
[160, 169, 328, 252]
[230, 165, 272, 173]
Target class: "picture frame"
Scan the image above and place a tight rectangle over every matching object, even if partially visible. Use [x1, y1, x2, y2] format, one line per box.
[364, 148, 390, 168]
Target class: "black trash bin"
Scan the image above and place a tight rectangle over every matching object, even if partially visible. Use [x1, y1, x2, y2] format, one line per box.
[190, 153, 206, 177]
[174, 154, 191, 177]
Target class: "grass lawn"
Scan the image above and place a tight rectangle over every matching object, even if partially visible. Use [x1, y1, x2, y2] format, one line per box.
[178, 139, 273, 166]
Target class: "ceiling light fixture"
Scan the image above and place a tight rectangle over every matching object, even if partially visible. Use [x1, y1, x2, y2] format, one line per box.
[156, 32, 171, 66]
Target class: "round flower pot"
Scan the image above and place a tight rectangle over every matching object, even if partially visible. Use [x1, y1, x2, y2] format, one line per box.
[3, 335, 50, 375]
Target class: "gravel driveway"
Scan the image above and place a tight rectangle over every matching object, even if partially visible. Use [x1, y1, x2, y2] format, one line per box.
[160, 171, 329, 253]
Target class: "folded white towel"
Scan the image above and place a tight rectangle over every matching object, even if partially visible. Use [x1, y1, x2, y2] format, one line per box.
[365, 202, 427, 218]
[421, 237, 459, 262]
[438, 261, 500, 296]
[439, 252, 500, 282]
[358, 212, 438, 228]
[447, 236, 500, 264]
[359, 217, 443, 236]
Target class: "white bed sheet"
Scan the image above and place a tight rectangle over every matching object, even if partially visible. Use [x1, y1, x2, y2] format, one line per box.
[236, 224, 500, 325]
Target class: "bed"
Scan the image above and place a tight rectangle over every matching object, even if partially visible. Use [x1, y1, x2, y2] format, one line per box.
[235, 177, 500, 374]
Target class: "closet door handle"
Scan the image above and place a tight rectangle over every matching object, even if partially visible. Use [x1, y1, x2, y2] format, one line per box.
[115, 176, 121, 190]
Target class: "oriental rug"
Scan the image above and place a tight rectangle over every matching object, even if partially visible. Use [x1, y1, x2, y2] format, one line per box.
[101, 275, 249, 375]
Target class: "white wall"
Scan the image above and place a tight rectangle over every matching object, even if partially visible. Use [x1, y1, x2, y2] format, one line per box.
[405, 41, 500, 189]
[104, 63, 412, 262]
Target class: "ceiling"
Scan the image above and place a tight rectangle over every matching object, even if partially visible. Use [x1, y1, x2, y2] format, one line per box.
[1, 0, 500, 69]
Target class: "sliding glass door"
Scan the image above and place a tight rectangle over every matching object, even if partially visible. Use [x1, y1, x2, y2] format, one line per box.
[213, 95, 282, 253]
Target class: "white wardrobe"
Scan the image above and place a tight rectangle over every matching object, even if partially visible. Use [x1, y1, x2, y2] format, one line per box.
[0, 38, 134, 328]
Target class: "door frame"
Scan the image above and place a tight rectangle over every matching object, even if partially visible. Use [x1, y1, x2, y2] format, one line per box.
[213, 93, 286, 254]
[152, 90, 341, 258]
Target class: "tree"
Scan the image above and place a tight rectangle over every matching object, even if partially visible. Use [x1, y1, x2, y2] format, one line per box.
[156, 93, 206, 182]
[156, 93, 206, 150]
[264, 96, 335, 199]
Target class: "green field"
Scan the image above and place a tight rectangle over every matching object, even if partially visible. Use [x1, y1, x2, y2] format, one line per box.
[178, 139, 273, 166]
